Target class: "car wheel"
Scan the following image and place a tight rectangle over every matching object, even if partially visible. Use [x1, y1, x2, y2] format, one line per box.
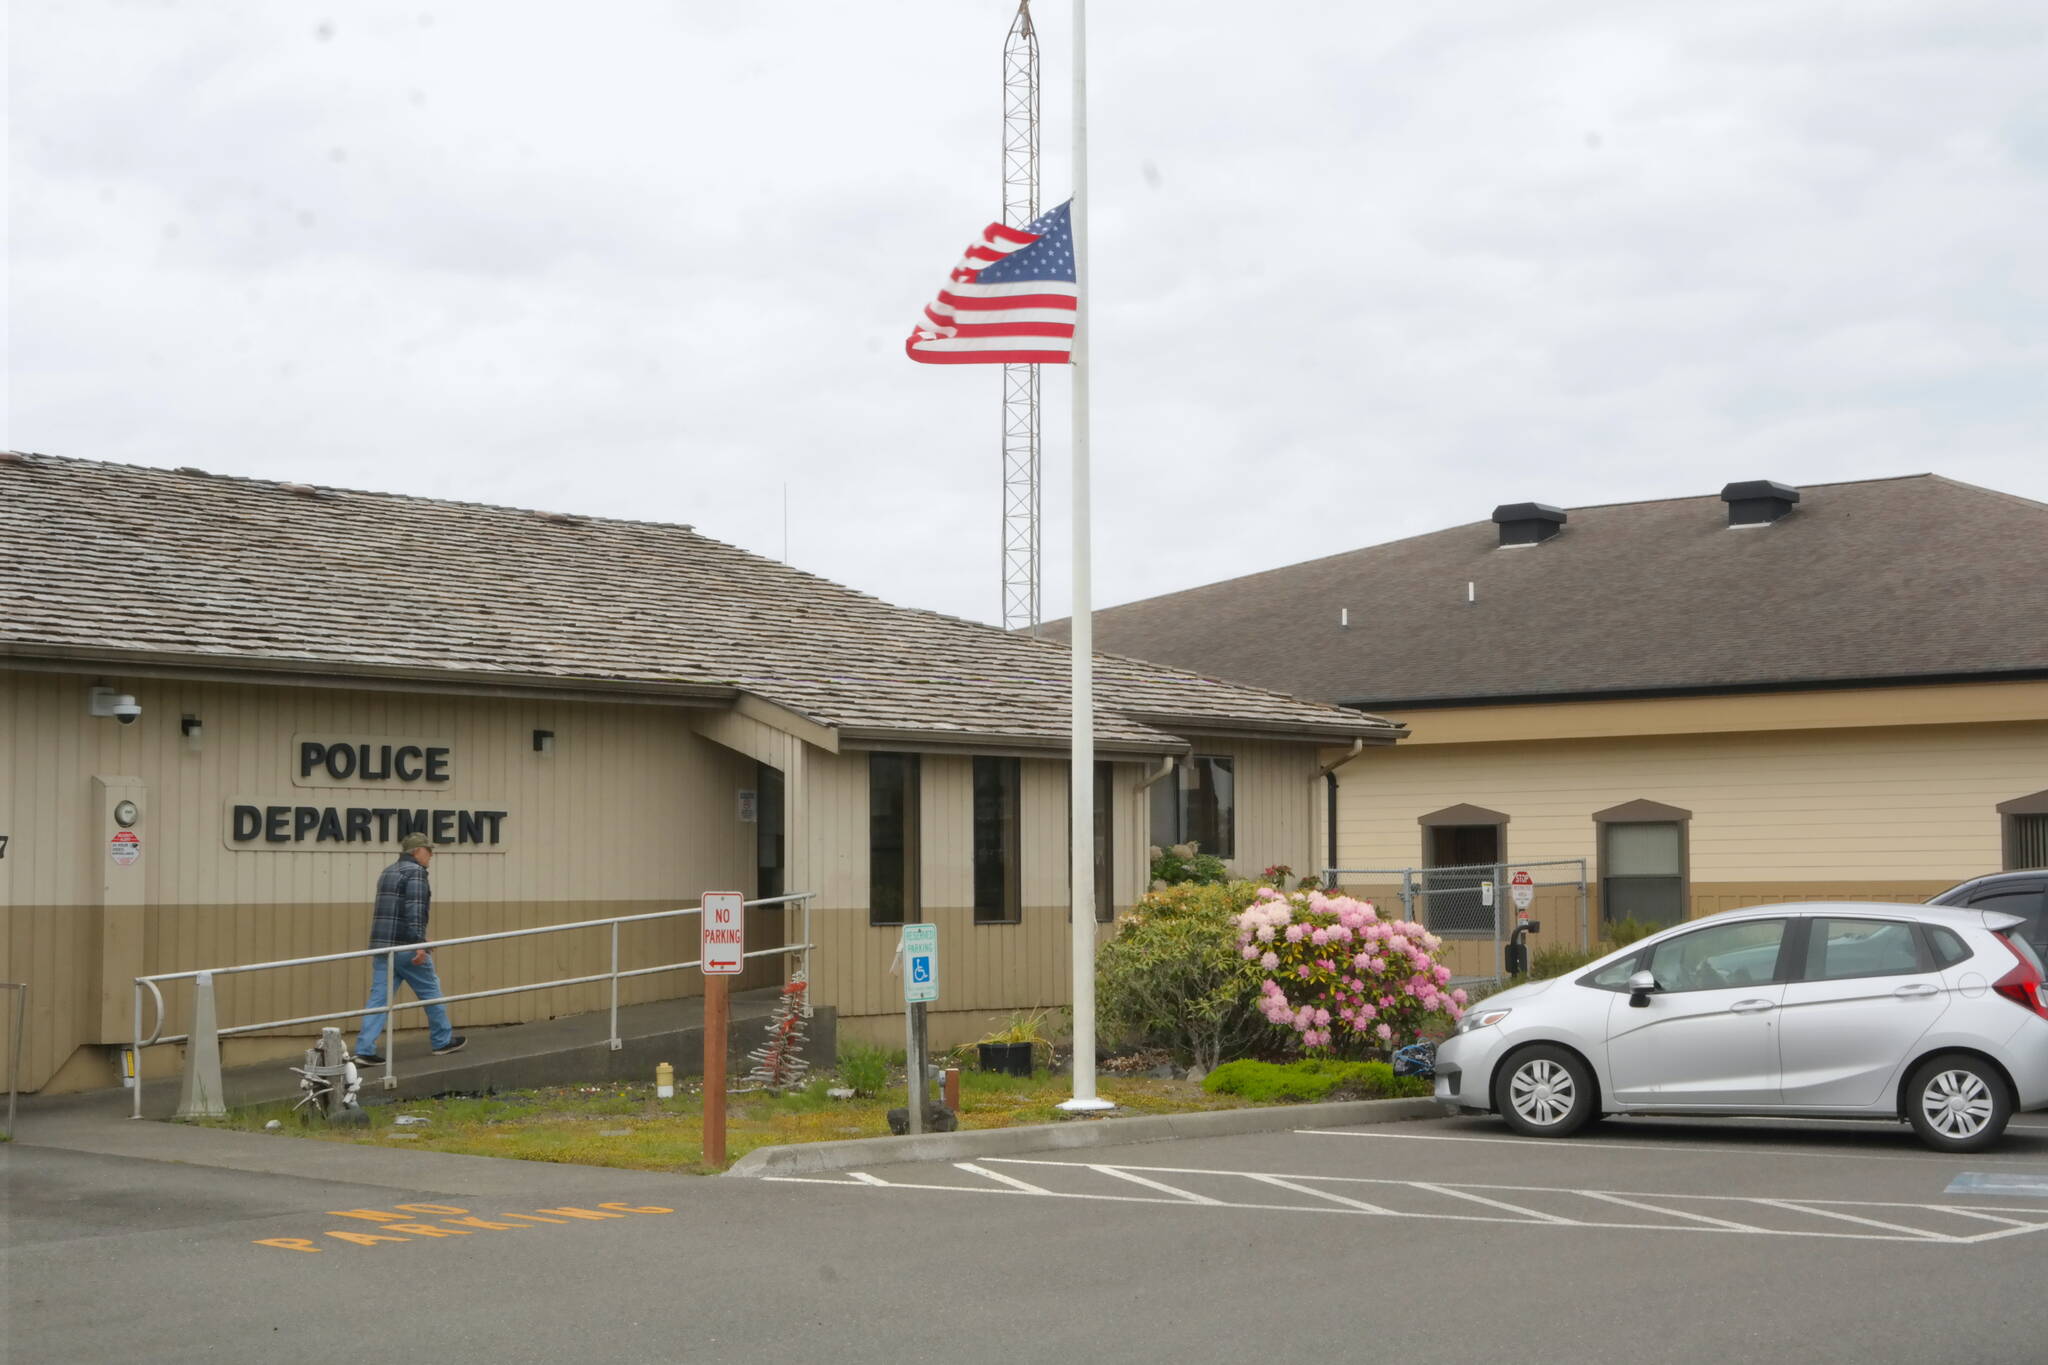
[1905, 1053, 2011, 1153]
[1494, 1044, 1596, 1138]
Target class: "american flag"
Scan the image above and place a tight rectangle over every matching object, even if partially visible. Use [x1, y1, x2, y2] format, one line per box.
[906, 200, 1075, 365]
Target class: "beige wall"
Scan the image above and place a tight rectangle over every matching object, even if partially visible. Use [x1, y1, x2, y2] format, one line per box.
[1333, 714, 2048, 954]
[0, 669, 761, 1090]
[3, 662, 1339, 1091]
[799, 749, 1138, 1029]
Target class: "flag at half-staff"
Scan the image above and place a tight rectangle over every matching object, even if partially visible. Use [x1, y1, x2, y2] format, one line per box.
[906, 200, 1075, 365]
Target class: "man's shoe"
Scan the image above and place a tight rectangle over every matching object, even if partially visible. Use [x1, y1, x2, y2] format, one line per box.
[353, 1051, 384, 1066]
[431, 1036, 467, 1056]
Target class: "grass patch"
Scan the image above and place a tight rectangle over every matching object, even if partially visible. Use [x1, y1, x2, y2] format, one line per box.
[1203, 1058, 1432, 1103]
[199, 1062, 1305, 1174]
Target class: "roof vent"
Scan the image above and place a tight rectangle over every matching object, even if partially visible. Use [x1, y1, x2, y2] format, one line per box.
[174, 465, 208, 476]
[1491, 502, 1566, 548]
[279, 482, 320, 497]
[537, 510, 584, 527]
[0, 450, 29, 466]
[1720, 480, 1800, 527]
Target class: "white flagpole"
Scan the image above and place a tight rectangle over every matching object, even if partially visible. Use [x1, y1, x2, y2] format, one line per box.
[1060, 0, 1110, 1113]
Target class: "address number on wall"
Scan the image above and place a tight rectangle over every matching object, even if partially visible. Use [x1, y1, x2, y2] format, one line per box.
[0, 833, 9, 858]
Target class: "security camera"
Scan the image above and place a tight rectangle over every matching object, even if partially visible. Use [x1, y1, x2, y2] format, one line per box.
[88, 687, 142, 724]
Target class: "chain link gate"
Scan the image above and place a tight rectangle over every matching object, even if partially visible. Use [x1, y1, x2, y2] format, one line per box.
[1320, 859, 1590, 987]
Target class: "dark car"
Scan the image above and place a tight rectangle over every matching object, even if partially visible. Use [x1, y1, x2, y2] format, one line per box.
[1932, 869, 2048, 958]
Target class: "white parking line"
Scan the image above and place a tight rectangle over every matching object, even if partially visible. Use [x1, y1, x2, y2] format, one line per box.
[954, 1162, 1054, 1195]
[1301, 1127, 2048, 1165]
[1408, 1180, 1577, 1224]
[764, 1157, 2048, 1246]
[1089, 1165, 1224, 1204]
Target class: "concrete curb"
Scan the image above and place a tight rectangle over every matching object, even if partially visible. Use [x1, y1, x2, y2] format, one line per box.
[725, 1096, 1447, 1177]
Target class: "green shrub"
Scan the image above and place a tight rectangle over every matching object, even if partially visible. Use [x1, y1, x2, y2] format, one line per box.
[1149, 842, 1231, 887]
[1097, 880, 1273, 1070]
[1604, 917, 1659, 948]
[836, 1043, 891, 1097]
[1203, 1058, 1431, 1103]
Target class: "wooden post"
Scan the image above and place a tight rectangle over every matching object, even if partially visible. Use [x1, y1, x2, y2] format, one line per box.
[907, 1000, 929, 1134]
[702, 975, 729, 1167]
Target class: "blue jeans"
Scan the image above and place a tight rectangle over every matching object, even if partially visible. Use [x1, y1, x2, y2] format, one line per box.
[356, 949, 453, 1053]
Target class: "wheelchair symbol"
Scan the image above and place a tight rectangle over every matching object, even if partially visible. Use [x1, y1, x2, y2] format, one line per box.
[911, 956, 931, 984]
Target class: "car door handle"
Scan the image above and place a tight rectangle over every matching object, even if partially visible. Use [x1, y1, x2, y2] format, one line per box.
[1892, 984, 1940, 999]
[1730, 999, 1776, 1014]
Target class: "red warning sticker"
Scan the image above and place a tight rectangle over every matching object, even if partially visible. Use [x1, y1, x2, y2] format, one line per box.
[110, 830, 142, 866]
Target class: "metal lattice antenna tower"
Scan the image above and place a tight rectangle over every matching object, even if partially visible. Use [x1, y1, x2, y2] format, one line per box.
[1000, 0, 1041, 632]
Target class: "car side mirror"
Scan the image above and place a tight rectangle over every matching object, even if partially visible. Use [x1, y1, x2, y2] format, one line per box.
[1628, 970, 1657, 1008]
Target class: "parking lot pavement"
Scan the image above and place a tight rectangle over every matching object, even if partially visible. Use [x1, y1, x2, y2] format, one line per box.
[782, 1112, 2048, 1240]
[14, 1111, 2048, 1363]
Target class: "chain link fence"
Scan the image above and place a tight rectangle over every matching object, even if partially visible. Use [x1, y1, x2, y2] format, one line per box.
[1320, 860, 1589, 985]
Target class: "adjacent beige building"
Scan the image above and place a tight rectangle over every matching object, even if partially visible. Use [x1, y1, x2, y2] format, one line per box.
[0, 452, 1400, 1092]
[1053, 476, 2048, 975]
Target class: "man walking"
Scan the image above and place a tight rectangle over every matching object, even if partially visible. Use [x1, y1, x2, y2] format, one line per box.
[354, 832, 465, 1063]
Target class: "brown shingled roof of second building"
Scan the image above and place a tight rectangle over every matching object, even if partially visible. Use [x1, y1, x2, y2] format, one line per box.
[1042, 475, 2048, 707]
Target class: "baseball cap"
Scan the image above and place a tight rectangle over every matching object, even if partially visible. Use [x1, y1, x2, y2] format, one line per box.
[399, 833, 433, 852]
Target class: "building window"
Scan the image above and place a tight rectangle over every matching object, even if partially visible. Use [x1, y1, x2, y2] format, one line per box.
[1417, 804, 1509, 936]
[1094, 762, 1114, 923]
[869, 753, 920, 926]
[1999, 790, 2048, 870]
[973, 757, 1022, 925]
[1149, 755, 1235, 860]
[1594, 799, 1692, 927]
[1071, 761, 1118, 924]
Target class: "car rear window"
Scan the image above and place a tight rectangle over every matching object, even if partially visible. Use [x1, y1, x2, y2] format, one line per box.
[1998, 931, 2047, 977]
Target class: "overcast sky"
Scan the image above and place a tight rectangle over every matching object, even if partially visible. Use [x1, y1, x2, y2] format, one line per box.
[7, 1, 2045, 627]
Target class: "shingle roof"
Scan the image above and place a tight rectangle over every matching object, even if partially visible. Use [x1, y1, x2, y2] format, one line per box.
[0, 452, 1399, 750]
[1043, 475, 2048, 707]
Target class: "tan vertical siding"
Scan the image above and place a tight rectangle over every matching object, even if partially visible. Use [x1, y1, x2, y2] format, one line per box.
[1, 669, 759, 1090]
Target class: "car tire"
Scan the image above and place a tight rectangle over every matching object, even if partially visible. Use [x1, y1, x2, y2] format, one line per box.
[1493, 1044, 1596, 1138]
[1905, 1053, 2011, 1153]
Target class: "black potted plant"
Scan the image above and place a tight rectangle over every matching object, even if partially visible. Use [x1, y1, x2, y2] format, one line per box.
[975, 1009, 1050, 1077]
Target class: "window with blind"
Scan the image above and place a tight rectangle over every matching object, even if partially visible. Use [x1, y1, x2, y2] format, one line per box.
[1594, 799, 1692, 927]
[2010, 814, 2048, 870]
[1070, 761, 1117, 923]
[868, 753, 920, 926]
[1148, 755, 1235, 860]
[973, 756, 1022, 925]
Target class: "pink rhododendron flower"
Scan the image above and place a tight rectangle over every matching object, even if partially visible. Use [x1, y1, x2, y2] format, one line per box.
[1260, 951, 1279, 971]
[1310, 928, 1329, 946]
[1376, 1022, 1393, 1041]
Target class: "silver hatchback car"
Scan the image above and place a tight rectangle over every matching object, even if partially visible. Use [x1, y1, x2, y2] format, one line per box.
[1435, 902, 2048, 1152]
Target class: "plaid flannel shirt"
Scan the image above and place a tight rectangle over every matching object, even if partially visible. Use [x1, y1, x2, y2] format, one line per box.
[368, 855, 432, 947]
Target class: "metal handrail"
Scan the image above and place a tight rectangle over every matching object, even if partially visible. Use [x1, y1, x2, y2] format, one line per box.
[1, 982, 23, 1140]
[131, 892, 814, 1119]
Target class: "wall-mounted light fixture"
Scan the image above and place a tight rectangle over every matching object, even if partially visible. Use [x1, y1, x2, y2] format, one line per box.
[533, 729, 555, 755]
[181, 716, 203, 750]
